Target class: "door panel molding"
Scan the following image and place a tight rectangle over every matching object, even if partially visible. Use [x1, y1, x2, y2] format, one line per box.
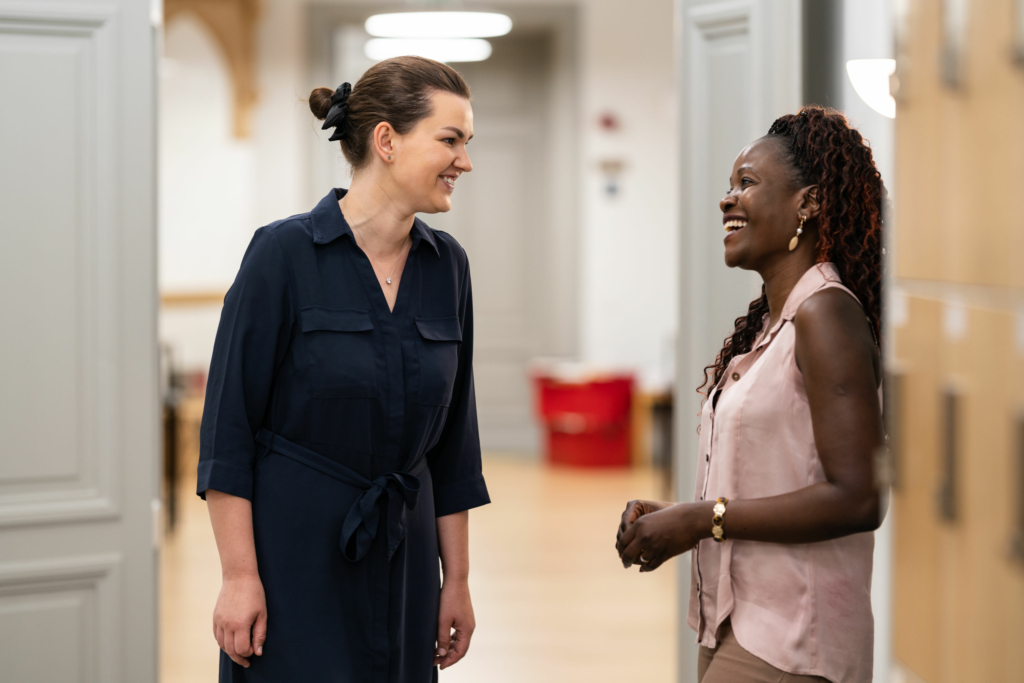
[0, 553, 121, 682]
[0, 1, 121, 527]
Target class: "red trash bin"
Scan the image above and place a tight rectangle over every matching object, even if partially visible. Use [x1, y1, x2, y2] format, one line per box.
[534, 373, 634, 467]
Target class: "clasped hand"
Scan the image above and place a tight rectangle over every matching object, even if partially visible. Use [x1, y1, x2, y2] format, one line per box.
[615, 500, 703, 572]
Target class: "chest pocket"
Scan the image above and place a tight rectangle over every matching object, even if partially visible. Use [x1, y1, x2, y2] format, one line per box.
[415, 316, 461, 407]
[300, 307, 378, 398]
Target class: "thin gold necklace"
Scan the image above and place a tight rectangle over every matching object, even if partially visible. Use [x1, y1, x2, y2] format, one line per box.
[357, 228, 410, 285]
[382, 239, 409, 285]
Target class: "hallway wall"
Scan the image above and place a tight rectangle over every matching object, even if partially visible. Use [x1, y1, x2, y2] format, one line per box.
[159, 0, 309, 371]
[574, 0, 679, 388]
[158, 0, 680, 399]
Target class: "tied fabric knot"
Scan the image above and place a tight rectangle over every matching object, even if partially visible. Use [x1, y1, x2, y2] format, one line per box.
[340, 471, 422, 562]
[322, 82, 352, 142]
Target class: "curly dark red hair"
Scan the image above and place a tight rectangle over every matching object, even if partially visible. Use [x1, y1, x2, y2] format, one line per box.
[698, 106, 887, 396]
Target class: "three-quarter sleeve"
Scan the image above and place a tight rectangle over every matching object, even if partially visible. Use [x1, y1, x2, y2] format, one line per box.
[197, 227, 294, 500]
[427, 260, 490, 517]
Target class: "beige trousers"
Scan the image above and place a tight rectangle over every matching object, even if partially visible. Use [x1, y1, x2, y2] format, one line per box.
[697, 621, 830, 683]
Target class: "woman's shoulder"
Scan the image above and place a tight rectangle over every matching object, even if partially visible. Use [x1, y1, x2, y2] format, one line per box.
[793, 287, 876, 358]
[414, 219, 469, 267]
[434, 230, 467, 258]
[237, 212, 315, 273]
[258, 211, 316, 247]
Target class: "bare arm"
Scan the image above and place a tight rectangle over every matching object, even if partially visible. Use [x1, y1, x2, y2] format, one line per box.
[617, 289, 885, 570]
[434, 511, 474, 669]
[207, 490, 267, 667]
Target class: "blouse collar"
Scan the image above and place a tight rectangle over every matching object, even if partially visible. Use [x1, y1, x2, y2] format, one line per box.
[310, 188, 440, 256]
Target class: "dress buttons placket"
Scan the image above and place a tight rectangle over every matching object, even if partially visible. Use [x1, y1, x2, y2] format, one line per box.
[731, 372, 740, 381]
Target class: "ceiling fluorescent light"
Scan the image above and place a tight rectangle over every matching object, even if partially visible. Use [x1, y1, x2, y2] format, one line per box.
[365, 11, 512, 39]
[364, 38, 493, 63]
[846, 59, 897, 119]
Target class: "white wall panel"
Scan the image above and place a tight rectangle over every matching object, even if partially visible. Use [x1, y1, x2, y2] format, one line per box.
[0, 554, 120, 683]
[0, 594, 88, 681]
[0, 3, 119, 527]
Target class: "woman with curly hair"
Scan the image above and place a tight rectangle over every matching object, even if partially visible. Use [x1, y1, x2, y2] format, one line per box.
[616, 107, 886, 683]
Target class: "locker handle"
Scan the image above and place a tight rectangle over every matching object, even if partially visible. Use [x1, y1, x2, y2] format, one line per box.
[936, 387, 959, 523]
[1011, 411, 1024, 564]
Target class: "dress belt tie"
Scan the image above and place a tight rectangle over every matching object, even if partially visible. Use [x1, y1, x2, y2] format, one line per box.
[254, 429, 424, 562]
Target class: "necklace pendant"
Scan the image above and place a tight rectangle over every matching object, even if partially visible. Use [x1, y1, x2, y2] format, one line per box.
[386, 277, 392, 285]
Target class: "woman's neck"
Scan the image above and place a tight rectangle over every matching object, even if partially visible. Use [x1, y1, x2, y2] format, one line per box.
[339, 171, 415, 258]
[759, 254, 815, 329]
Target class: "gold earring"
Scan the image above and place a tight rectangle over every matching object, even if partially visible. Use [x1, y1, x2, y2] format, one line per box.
[789, 215, 807, 251]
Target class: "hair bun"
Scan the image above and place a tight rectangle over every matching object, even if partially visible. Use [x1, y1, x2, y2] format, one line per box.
[308, 86, 334, 120]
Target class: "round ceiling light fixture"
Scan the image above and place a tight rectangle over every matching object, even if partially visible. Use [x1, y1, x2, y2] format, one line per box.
[365, 11, 512, 39]
[364, 38, 494, 63]
[846, 59, 896, 119]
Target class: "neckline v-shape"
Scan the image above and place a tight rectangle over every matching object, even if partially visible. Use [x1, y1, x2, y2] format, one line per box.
[352, 241, 411, 317]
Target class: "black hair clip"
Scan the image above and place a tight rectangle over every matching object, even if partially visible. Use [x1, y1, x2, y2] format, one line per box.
[322, 82, 352, 141]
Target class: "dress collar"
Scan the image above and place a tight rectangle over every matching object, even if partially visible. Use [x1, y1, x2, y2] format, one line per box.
[310, 188, 440, 256]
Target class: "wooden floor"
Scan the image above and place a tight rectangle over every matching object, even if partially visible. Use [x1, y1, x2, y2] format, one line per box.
[159, 456, 677, 682]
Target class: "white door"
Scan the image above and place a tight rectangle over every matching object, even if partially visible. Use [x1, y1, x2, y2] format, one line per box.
[0, 0, 158, 680]
[675, 1, 802, 681]
[427, 32, 557, 453]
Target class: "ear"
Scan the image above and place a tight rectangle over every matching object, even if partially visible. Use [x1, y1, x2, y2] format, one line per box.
[372, 121, 396, 163]
[797, 185, 822, 221]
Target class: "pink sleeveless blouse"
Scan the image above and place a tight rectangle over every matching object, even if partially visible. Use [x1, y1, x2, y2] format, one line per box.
[688, 263, 874, 683]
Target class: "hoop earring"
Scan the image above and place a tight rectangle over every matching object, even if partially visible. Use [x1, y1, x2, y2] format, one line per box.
[789, 215, 807, 251]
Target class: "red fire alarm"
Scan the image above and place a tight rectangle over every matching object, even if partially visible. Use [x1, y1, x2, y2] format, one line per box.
[598, 111, 621, 132]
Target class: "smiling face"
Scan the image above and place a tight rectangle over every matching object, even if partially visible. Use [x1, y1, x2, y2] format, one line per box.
[388, 90, 474, 214]
[720, 137, 819, 272]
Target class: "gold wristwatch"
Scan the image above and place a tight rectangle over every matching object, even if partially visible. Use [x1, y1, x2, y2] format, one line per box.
[711, 497, 728, 542]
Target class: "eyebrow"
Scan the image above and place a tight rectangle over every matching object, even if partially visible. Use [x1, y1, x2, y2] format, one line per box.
[442, 126, 473, 141]
[728, 165, 756, 182]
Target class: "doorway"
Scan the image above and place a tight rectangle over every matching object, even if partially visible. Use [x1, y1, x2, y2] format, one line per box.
[426, 31, 559, 453]
[311, 6, 581, 454]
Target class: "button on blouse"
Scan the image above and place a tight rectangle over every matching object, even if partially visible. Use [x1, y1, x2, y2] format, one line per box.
[688, 263, 876, 683]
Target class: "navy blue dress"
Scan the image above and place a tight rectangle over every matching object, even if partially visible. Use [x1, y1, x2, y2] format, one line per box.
[196, 188, 490, 683]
